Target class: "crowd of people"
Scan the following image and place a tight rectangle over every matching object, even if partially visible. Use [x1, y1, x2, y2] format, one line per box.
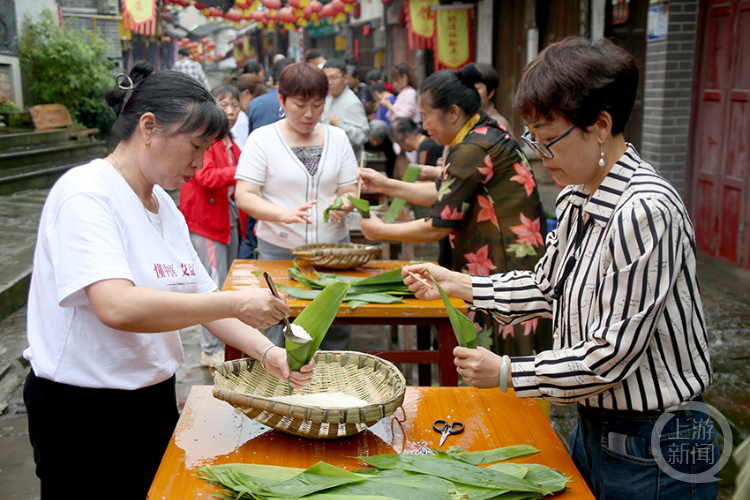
[22, 39, 722, 500]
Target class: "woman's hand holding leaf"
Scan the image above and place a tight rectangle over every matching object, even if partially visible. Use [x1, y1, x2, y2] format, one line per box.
[234, 289, 290, 329]
[454, 346, 502, 388]
[263, 347, 316, 389]
[402, 263, 472, 302]
[328, 195, 353, 222]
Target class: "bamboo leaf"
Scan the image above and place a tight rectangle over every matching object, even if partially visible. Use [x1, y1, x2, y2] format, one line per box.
[352, 268, 406, 286]
[384, 163, 421, 223]
[357, 455, 546, 494]
[516, 464, 571, 494]
[324, 196, 344, 223]
[286, 280, 351, 371]
[277, 284, 321, 300]
[347, 195, 371, 218]
[316, 474, 452, 500]
[442, 445, 540, 466]
[427, 271, 477, 349]
[347, 300, 369, 310]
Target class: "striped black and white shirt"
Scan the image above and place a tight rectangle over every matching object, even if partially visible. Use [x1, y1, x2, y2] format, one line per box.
[472, 145, 712, 412]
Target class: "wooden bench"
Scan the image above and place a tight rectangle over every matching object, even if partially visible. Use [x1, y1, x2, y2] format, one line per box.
[29, 104, 100, 141]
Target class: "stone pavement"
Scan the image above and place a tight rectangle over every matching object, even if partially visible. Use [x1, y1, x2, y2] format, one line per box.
[1, 184, 748, 499]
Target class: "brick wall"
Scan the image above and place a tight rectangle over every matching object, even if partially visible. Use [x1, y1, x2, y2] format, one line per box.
[640, 0, 699, 195]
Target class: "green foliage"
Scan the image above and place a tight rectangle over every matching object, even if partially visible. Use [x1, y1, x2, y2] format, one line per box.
[19, 9, 116, 133]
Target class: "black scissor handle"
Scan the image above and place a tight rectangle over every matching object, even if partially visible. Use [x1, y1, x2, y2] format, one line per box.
[433, 420, 465, 435]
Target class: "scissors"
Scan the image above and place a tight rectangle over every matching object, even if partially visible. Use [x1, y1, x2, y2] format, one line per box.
[433, 419, 465, 446]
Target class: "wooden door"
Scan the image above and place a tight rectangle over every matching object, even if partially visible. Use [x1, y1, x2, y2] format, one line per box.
[690, 0, 750, 267]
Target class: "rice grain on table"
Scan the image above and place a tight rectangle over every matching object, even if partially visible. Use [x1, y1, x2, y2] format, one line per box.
[269, 392, 369, 408]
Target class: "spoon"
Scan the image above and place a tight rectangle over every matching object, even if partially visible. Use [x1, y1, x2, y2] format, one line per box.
[262, 272, 310, 345]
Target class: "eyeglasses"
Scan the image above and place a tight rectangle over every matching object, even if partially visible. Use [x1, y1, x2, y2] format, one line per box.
[521, 125, 576, 159]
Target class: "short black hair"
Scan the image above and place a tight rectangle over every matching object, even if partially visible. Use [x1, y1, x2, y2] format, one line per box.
[419, 64, 481, 116]
[513, 36, 639, 135]
[178, 47, 191, 57]
[304, 48, 322, 61]
[242, 61, 263, 75]
[211, 84, 241, 102]
[323, 59, 347, 76]
[372, 82, 387, 93]
[346, 65, 361, 80]
[104, 60, 228, 141]
[475, 63, 499, 93]
[390, 117, 422, 144]
[366, 69, 382, 83]
[271, 57, 295, 85]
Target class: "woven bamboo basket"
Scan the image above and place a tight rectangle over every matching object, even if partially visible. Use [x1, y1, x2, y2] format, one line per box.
[290, 242, 382, 269]
[211, 351, 406, 439]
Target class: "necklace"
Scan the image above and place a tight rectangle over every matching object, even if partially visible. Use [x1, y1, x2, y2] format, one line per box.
[107, 155, 163, 238]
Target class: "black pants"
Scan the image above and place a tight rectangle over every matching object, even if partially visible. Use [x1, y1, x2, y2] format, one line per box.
[24, 370, 179, 500]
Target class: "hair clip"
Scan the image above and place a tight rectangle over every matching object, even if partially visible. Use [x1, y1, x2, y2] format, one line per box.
[115, 73, 135, 115]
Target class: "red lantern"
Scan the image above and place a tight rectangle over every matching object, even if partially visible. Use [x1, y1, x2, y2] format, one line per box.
[351, 2, 361, 18]
[263, 0, 281, 15]
[320, 3, 336, 19]
[235, 0, 249, 8]
[279, 6, 297, 29]
[330, 0, 347, 22]
[309, 0, 323, 14]
[194, 2, 210, 9]
[224, 9, 243, 23]
[298, 6, 311, 26]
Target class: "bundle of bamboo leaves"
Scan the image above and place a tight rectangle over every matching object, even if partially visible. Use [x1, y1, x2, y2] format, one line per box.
[278, 263, 413, 310]
[197, 445, 571, 499]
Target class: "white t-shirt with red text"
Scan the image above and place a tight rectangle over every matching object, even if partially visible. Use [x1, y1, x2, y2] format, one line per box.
[24, 159, 217, 390]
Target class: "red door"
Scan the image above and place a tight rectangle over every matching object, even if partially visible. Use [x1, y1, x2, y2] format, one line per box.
[691, 0, 750, 267]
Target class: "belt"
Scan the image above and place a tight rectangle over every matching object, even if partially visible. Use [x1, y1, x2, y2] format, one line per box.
[577, 394, 704, 420]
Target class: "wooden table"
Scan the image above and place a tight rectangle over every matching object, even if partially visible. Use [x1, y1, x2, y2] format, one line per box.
[148, 385, 594, 499]
[222, 260, 465, 386]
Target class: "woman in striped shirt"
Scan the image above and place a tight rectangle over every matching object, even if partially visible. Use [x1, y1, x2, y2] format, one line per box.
[404, 37, 719, 500]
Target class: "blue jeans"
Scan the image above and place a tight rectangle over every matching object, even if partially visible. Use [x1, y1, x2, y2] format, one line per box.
[257, 237, 352, 351]
[570, 399, 719, 500]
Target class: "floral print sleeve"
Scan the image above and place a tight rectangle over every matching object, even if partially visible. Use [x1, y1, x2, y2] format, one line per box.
[428, 116, 547, 277]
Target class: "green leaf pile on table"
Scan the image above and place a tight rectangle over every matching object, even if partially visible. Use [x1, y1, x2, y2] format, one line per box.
[278, 263, 413, 310]
[197, 445, 571, 499]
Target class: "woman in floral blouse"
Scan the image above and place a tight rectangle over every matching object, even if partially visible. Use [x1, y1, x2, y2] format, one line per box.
[358, 64, 550, 354]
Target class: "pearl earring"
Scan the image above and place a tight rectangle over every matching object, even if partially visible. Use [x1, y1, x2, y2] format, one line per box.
[599, 142, 605, 167]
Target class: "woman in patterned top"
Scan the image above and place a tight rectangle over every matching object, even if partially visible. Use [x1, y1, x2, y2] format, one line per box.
[358, 63, 550, 355]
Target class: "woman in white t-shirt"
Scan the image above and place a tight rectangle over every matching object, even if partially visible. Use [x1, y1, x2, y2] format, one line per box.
[234, 62, 358, 350]
[22, 61, 314, 500]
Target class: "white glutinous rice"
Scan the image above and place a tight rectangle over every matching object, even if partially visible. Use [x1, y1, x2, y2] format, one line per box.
[289, 323, 312, 341]
[269, 392, 369, 408]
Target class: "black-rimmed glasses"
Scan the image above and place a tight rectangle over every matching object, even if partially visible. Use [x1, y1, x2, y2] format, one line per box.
[521, 125, 577, 159]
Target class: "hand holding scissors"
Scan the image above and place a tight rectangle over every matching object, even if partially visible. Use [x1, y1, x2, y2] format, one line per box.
[433, 419, 465, 446]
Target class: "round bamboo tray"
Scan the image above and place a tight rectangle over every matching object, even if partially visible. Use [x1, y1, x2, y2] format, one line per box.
[211, 351, 406, 439]
[290, 242, 382, 269]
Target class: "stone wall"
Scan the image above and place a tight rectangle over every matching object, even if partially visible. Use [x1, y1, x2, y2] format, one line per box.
[640, 0, 700, 195]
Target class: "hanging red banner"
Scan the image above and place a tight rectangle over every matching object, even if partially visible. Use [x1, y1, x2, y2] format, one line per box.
[406, 0, 439, 50]
[434, 6, 473, 70]
[121, 0, 157, 36]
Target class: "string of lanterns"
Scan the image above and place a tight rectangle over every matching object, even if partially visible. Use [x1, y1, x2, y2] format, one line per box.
[162, 0, 361, 32]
